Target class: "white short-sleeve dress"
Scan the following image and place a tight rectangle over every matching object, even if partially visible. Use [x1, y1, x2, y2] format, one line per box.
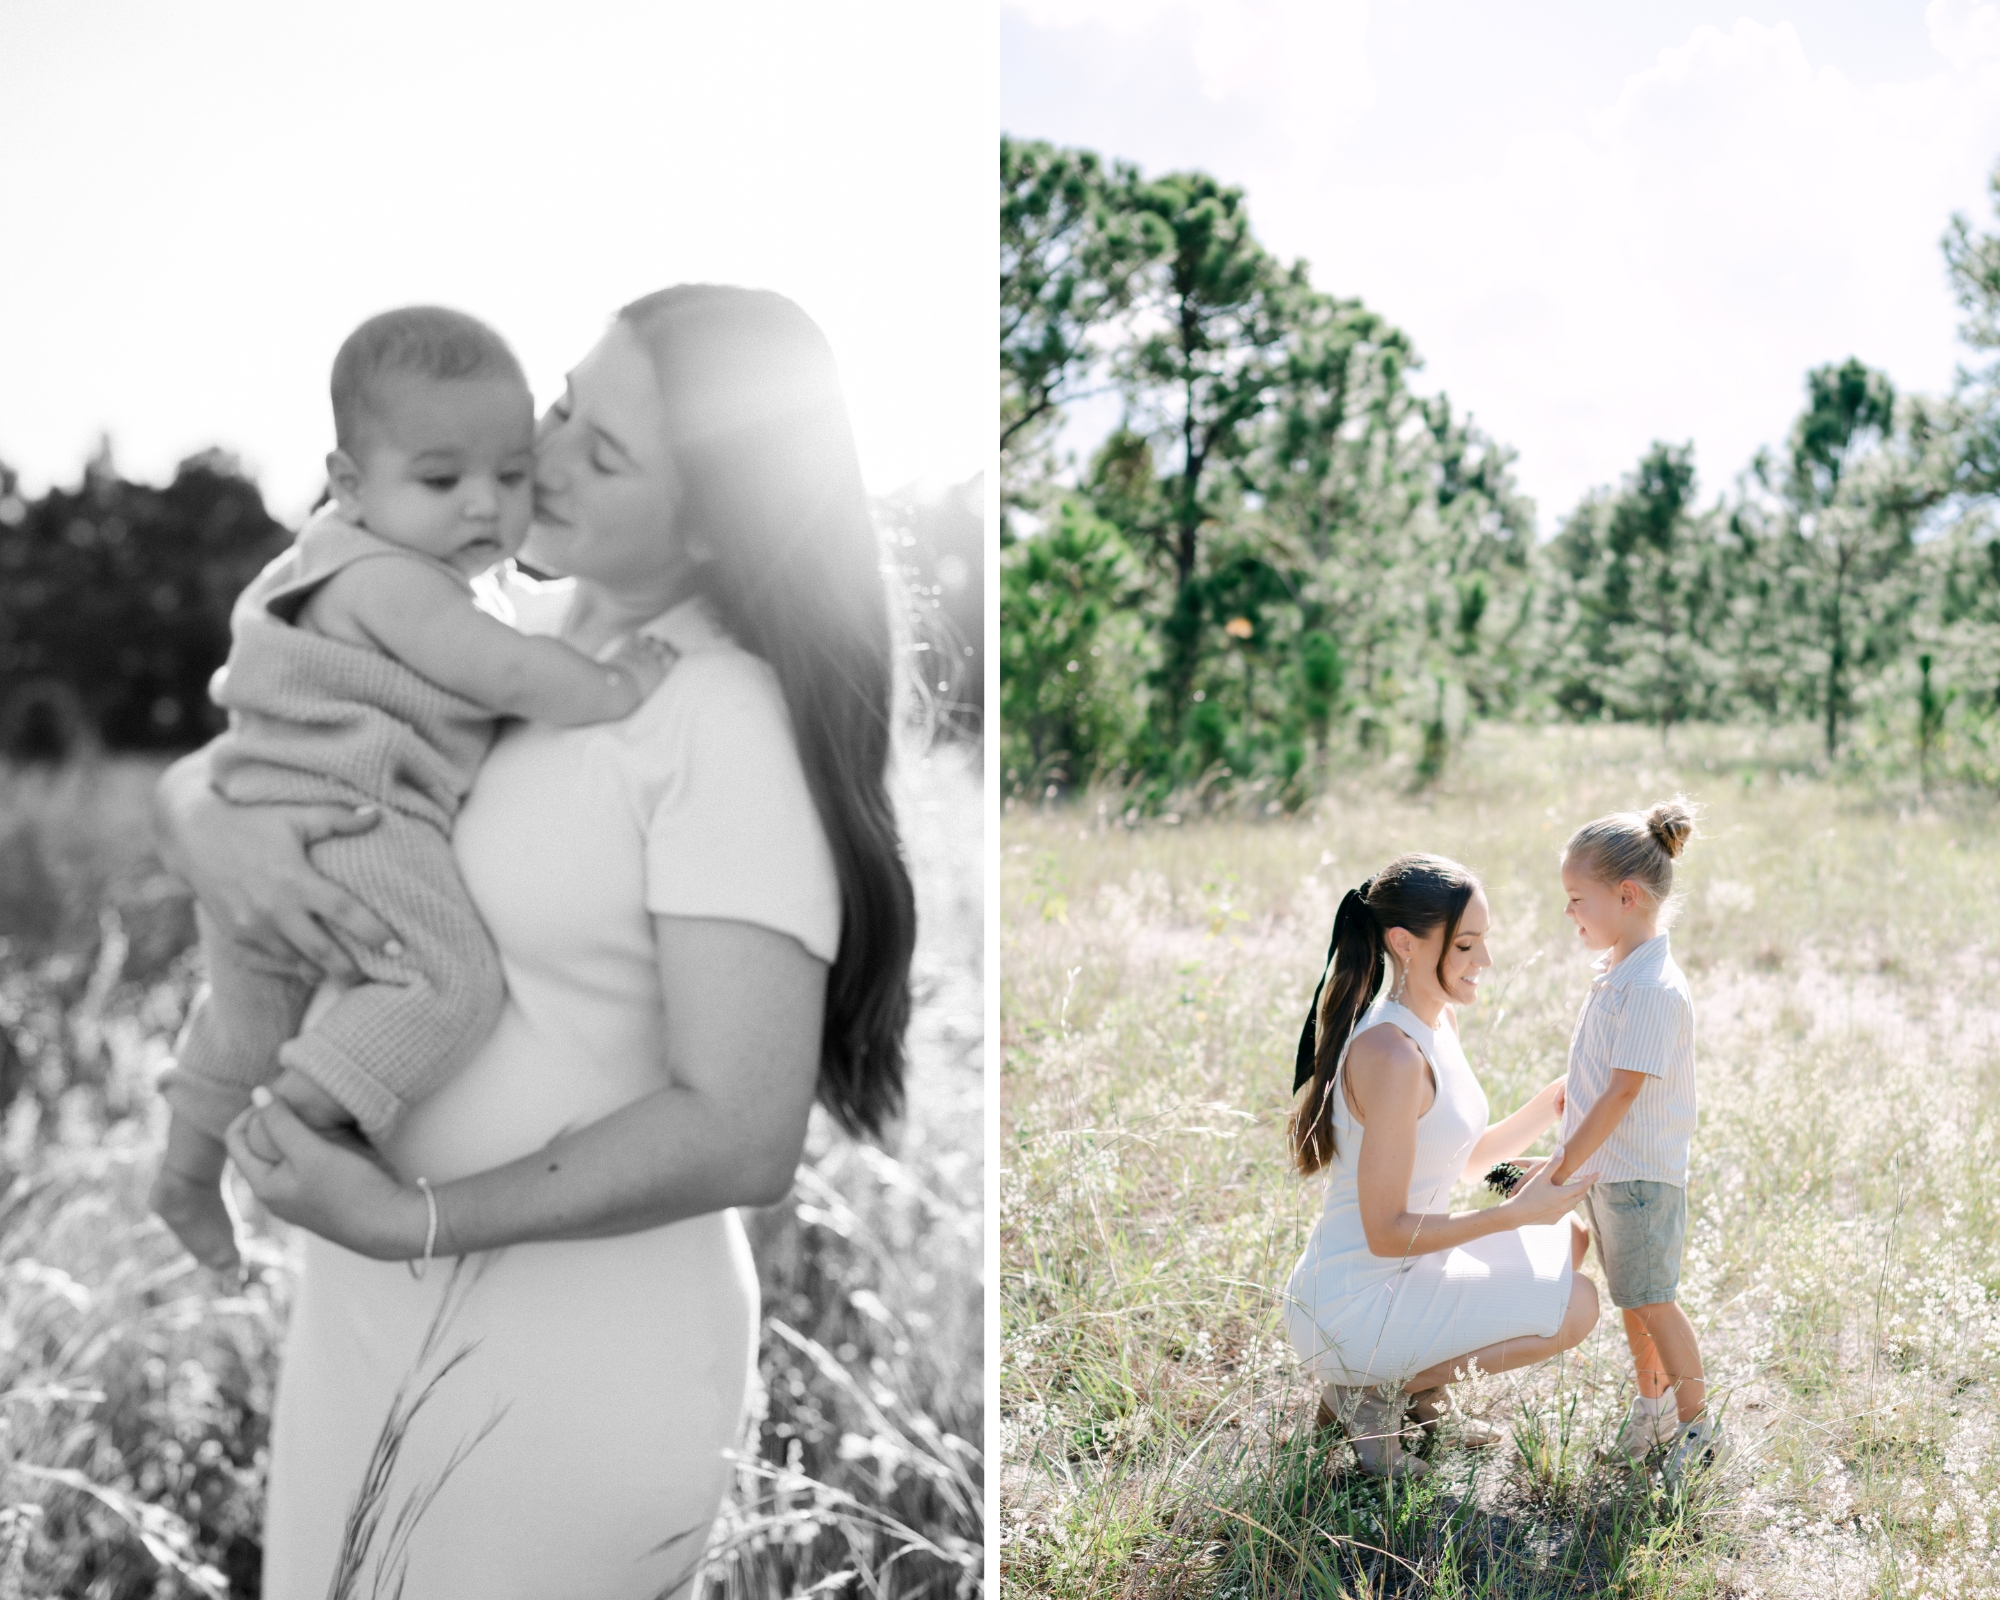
[259, 586, 841, 1599]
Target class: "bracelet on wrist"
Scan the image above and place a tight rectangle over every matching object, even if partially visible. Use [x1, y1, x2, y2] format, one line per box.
[407, 1177, 438, 1280]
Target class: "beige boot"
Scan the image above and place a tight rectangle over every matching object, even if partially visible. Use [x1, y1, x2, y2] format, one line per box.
[1406, 1385, 1503, 1448]
[1321, 1384, 1432, 1479]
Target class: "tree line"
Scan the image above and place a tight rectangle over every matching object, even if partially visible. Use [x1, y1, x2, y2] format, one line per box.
[1000, 136, 2000, 802]
[0, 446, 985, 762]
[0, 442, 287, 759]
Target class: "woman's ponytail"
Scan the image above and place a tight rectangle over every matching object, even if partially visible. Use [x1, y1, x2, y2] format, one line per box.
[1288, 882, 1385, 1176]
[1285, 853, 1482, 1177]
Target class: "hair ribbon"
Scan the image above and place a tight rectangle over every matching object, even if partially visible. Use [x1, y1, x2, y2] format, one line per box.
[1292, 880, 1373, 1094]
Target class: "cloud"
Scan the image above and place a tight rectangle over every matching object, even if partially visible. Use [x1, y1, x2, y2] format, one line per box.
[1006, 0, 1374, 166]
[1929, 0, 2000, 70]
[1414, 16, 2000, 518]
[1009, 7, 2000, 526]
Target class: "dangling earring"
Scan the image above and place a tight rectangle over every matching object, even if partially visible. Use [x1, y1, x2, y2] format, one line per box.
[1390, 954, 1409, 1005]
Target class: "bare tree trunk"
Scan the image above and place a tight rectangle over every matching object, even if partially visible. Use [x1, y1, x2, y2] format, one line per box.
[1825, 548, 1849, 761]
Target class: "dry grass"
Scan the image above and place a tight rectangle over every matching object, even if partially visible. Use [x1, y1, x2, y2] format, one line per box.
[0, 745, 982, 1599]
[1001, 722, 2000, 1598]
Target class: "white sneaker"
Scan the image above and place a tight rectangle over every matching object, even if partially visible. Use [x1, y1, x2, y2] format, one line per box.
[1600, 1396, 1678, 1465]
[1661, 1414, 1731, 1485]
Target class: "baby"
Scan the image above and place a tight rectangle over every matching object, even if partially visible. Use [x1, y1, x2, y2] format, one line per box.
[152, 306, 670, 1269]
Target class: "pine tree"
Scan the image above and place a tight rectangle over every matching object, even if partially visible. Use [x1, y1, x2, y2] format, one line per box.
[1109, 169, 1295, 747]
[1544, 442, 1716, 739]
[999, 138, 1159, 540]
[1778, 360, 1914, 758]
[998, 499, 1150, 791]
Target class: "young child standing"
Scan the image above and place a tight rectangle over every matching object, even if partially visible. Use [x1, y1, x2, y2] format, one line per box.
[151, 305, 672, 1271]
[1549, 797, 1727, 1482]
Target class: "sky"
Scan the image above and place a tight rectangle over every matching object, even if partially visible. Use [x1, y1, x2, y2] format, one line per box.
[1003, 0, 2000, 530]
[0, 0, 995, 520]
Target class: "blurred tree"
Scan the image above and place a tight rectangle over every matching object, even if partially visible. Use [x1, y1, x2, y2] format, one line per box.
[0, 442, 288, 756]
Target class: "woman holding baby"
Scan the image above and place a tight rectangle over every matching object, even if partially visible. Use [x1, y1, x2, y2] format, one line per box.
[153, 286, 912, 1597]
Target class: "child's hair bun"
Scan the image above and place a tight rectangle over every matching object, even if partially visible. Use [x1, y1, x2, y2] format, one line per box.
[1645, 797, 1698, 859]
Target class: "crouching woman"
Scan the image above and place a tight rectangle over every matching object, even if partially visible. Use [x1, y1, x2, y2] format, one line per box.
[1282, 854, 1597, 1479]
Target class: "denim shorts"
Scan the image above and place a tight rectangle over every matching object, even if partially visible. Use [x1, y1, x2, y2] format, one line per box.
[1583, 1180, 1687, 1309]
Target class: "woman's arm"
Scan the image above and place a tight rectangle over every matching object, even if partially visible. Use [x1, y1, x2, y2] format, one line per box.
[154, 745, 397, 983]
[1350, 1033, 1589, 1259]
[1462, 1075, 1565, 1179]
[226, 915, 829, 1255]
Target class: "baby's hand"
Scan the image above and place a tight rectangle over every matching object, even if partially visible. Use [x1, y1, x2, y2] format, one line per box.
[601, 634, 678, 703]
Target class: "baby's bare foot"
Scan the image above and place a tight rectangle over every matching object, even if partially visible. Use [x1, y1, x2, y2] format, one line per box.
[149, 1164, 241, 1274]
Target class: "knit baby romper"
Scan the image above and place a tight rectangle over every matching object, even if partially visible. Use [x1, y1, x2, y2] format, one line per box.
[160, 513, 506, 1142]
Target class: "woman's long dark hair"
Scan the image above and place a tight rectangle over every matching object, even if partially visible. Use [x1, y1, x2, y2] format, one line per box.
[620, 285, 915, 1140]
[1287, 853, 1480, 1176]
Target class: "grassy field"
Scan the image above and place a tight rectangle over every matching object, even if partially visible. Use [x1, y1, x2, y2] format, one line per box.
[0, 746, 982, 1599]
[1001, 723, 2000, 1599]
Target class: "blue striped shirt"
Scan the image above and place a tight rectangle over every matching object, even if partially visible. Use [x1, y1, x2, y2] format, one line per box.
[1558, 933, 1697, 1186]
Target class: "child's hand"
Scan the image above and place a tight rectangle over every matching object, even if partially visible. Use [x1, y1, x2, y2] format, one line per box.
[602, 633, 678, 703]
[1505, 1147, 1594, 1225]
[1550, 1075, 1567, 1117]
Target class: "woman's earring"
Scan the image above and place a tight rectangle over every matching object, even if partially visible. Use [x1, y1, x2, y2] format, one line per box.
[1390, 958, 1408, 1004]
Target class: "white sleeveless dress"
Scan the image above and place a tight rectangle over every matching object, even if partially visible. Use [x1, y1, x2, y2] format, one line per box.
[259, 589, 842, 1598]
[1283, 999, 1574, 1387]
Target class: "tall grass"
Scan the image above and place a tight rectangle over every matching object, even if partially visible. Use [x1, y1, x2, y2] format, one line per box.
[1002, 723, 2000, 1598]
[0, 746, 982, 1598]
